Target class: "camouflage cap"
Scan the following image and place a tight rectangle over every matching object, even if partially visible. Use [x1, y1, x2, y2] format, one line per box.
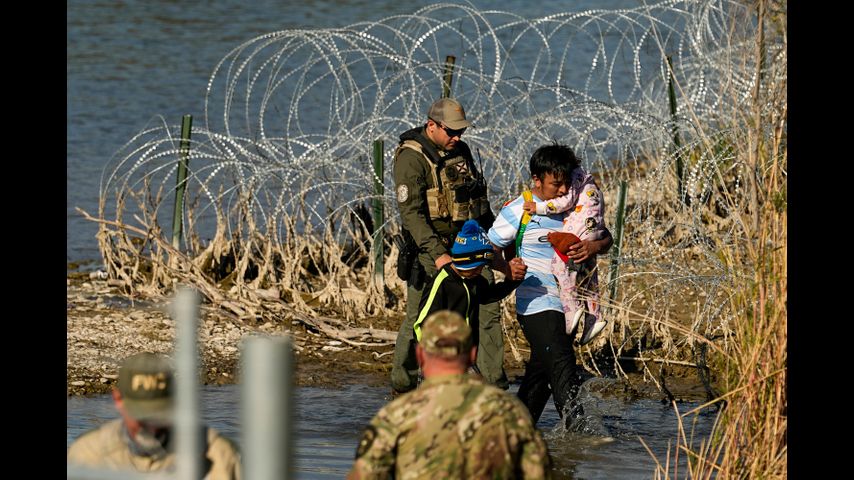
[420, 310, 472, 358]
[116, 352, 174, 423]
[427, 98, 472, 130]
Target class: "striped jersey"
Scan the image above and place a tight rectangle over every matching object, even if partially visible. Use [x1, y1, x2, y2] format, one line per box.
[487, 193, 567, 315]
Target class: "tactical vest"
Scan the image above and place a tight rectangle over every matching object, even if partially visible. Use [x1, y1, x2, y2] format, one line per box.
[395, 139, 490, 222]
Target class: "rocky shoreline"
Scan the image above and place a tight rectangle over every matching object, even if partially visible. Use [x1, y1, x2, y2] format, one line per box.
[67, 272, 709, 401]
[66, 271, 404, 396]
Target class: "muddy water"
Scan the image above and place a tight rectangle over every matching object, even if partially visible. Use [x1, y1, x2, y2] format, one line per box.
[67, 380, 716, 479]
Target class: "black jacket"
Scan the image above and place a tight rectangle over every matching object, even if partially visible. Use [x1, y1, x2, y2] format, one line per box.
[414, 264, 520, 345]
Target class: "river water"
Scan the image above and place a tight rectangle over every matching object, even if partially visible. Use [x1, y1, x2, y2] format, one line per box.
[67, 0, 658, 266]
[67, 381, 715, 479]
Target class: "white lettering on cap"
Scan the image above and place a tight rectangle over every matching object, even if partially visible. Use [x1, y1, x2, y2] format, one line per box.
[131, 373, 168, 392]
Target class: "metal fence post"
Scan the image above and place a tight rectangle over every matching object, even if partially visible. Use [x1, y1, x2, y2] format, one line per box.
[608, 181, 628, 304]
[172, 115, 193, 249]
[666, 56, 685, 206]
[372, 139, 385, 289]
[174, 286, 202, 480]
[442, 55, 456, 98]
[242, 336, 294, 480]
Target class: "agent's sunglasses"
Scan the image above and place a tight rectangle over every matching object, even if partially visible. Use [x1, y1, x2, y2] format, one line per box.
[430, 119, 466, 138]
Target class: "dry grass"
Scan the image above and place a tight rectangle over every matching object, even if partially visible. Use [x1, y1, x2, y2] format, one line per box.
[640, 0, 787, 477]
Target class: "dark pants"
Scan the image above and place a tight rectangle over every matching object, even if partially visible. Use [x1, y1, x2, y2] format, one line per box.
[390, 255, 507, 392]
[516, 310, 584, 424]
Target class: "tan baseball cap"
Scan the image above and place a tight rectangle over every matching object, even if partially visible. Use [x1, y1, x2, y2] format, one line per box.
[427, 98, 472, 130]
[420, 310, 472, 358]
[117, 352, 174, 423]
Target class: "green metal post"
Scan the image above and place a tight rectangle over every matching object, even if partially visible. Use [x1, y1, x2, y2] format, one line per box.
[372, 140, 385, 288]
[667, 55, 685, 205]
[172, 115, 193, 250]
[608, 181, 628, 304]
[442, 55, 456, 98]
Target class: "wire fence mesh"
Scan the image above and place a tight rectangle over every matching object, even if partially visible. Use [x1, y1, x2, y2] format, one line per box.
[90, 0, 785, 358]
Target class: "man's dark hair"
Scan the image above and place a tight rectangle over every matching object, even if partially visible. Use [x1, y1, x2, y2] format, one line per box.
[529, 144, 580, 183]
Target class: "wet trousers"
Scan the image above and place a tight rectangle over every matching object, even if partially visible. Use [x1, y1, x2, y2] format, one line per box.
[516, 310, 585, 424]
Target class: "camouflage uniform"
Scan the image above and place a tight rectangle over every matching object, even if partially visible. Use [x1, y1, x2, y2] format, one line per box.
[351, 311, 551, 480]
[391, 99, 506, 393]
[67, 419, 242, 480]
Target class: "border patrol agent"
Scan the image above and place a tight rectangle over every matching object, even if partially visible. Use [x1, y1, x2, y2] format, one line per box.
[67, 352, 242, 479]
[391, 97, 509, 394]
[349, 311, 552, 479]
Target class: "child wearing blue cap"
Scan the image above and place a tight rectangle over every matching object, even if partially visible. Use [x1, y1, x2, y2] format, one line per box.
[413, 219, 527, 352]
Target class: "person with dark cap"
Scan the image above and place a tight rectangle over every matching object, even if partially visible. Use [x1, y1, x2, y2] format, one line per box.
[391, 97, 510, 395]
[349, 310, 551, 479]
[412, 219, 526, 354]
[67, 352, 242, 479]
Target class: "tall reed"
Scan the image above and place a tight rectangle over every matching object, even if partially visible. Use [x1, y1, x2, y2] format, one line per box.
[646, 0, 786, 476]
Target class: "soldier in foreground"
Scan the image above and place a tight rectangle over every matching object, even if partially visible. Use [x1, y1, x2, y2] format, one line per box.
[348, 311, 552, 479]
[67, 352, 242, 479]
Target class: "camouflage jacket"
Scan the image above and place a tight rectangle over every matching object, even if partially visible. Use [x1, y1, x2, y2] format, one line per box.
[348, 374, 552, 479]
